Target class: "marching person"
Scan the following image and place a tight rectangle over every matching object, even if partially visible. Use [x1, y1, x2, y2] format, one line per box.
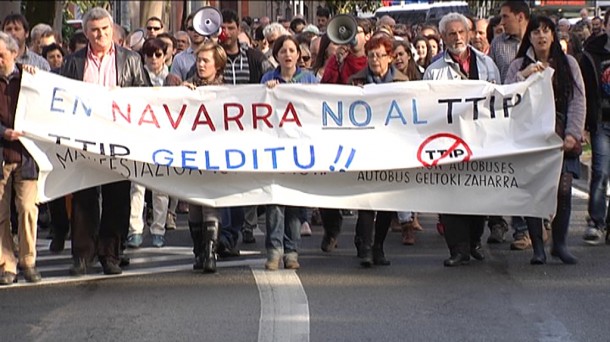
[348, 35, 410, 267]
[180, 41, 228, 273]
[60, 7, 150, 276]
[423, 12, 501, 267]
[320, 17, 371, 254]
[0, 32, 41, 285]
[261, 35, 317, 270]
[505, 15, 585, 264]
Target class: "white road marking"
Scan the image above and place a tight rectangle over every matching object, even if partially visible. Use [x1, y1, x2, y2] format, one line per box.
[1, 258, 266, 289]
[252, 268, 309, 342]
[571, 186, 589, 200]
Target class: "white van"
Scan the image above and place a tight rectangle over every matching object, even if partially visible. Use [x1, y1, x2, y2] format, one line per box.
[374, 1, 469, 26]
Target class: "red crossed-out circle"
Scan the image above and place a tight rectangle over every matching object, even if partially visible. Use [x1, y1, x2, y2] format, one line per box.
[416, 133, 473, 167]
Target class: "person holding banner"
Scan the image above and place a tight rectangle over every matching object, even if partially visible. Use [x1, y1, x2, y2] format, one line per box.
[60, 8, 151, 276]
[319, 17, 371, 254]
[0, 32, 41, 285]
[505, 15, 585, 265]
[423, 12, 501, 267]
[127, 37, 172, 249]
[180, 40, 228, 273]
[260, 34, 317, 270]
[347, 35, 410, 267]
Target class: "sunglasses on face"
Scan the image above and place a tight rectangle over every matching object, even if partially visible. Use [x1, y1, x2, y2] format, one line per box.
[146, 51, 164, 58]
[301, 56, 311, 62]
[147, 26, 162, 31]
[187, 26, 195, 32]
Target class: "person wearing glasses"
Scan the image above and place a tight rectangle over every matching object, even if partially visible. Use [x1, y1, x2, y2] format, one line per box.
[347, 35, 410, 267]
[126, 38, 173, 250]
[170, 11, 205, 81]
[145, 16, 165, 39]
[423, 12, 500, 267]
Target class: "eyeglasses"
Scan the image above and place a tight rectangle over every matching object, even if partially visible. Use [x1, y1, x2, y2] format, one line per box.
[367, 52, 388, 59]
[147, 26, 162, 31]
[301, 56, 311, 62]
[187, 26, 195, 32]
[146, 51, 164, 58]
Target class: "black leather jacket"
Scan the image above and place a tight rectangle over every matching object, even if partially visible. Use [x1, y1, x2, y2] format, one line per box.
[60, 44, 151, 87]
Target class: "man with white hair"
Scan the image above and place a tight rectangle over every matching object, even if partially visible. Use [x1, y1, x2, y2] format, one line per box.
[423, 12, 500, 267]
[60, 7, 150, 276]
[558, 18, 571, 34]
[263, 22, 290, 67]
[29, 23, 53, 55]
[0, 32, 42, 285]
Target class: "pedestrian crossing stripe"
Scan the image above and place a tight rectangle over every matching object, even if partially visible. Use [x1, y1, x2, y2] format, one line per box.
[1, 240, 263, 289]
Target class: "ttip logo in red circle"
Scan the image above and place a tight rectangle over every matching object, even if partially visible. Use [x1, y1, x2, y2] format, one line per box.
[417, 133, 473, 167]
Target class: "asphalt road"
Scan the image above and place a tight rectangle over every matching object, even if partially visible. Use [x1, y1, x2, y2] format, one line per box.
[2, 183, 610, 342]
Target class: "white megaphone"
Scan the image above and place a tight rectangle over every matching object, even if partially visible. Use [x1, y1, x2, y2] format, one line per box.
[327, 14, 358, 46]
[192, 6, 227, 42]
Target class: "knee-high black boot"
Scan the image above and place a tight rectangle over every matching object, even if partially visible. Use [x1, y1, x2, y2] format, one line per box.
[526, 217, 546, 265]
[203, 221, 218, 273]
[550, 173, 577, 264]
[372, 211, 393, 266]
[189, 221, 204, 270]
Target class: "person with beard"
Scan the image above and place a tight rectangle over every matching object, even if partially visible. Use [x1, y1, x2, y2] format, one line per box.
[424, 12, 500, 267]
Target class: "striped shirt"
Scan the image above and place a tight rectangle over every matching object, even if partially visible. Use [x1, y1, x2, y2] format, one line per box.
[489, 33, 521, 84]
[224, 43, 251, 85]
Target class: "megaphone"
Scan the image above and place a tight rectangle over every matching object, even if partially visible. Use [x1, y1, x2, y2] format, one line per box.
[327, 14, 358, 46]
[192, 6, 227, 42]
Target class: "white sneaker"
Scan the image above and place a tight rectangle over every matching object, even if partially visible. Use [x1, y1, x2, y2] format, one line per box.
[583, 227, 604, 245]
[300, 222, 312, 237]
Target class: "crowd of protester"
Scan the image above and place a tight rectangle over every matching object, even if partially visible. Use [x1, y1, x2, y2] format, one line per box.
[0, 1, 607, 285]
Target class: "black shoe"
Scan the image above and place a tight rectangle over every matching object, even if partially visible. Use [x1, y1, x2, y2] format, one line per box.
[470, 244, 485, 261]
[242, 228, 256, 244]
[0, 272, 17, 285]
[443, 253, 470, 267]
[119, 255, 130, 267]
[321, 234, 337, 253]
[22, 267, 41, 283]
[203, 253, 217, 273]
[530, 255, 547, 265]
[217, 237, 240, 258]
[193, 256, 203, 270]
[101, 260, 122, 275]
[69, 258, 90, 276]
[49, 237, 65, 253]
[360, 248, 373, 268]
[372, 247, 391, 266]
[550, 246, 577, 265]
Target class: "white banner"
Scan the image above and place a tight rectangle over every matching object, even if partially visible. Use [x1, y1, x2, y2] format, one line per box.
[16, 69, 562, 217]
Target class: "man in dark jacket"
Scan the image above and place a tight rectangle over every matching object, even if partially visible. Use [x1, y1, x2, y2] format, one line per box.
[0, 32, 41, 286]
[60, 7, 150, 276]
[581, 32, 610, 245]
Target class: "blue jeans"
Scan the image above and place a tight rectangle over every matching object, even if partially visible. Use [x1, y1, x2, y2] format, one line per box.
[265, 205, 301, 254]
[220, 207, 244, 248]
[588, 123, 610, 229]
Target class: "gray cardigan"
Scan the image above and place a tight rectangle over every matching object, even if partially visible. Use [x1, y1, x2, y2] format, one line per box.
[505, 48, 586, 141]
